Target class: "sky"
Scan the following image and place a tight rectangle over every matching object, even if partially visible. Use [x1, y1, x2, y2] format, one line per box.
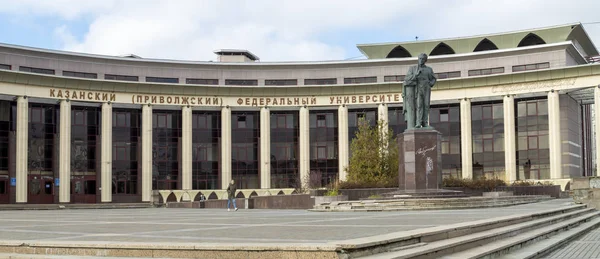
[0, 0, 599, 62]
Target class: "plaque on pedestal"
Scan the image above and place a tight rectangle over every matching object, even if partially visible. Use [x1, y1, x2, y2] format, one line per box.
[397, 129, 442, 190]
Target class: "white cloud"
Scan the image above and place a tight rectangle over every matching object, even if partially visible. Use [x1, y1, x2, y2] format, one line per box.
[5, 0, 600, 61]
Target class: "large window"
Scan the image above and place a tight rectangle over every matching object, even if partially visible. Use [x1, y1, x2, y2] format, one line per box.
[305, 78, 337, 85]
[105, 74, 139, 82]
[192, 111, 220, 190]
[232, 112, 260, 189]
[63, 71, 98, 79]
[270, 112, 299, 188]
[152, 111, 181, 190]
[0, 101, 12, 172]
[309, 111, 338, 187]
[19, 66, 54, 75]
[430, 105, 461, 178]
[71, 107, 99, 174]
[512, 62, 550, 72]
[516, 99, 549, 179]
[146, 76, 179, 84]
[112, 109, 140, 195]
[344, 77, 377, 84]
[186, 78, 219, 85]
[471, 102, 505, 179]
[225, 79, 258, 86]
[265, 79, 297, 86]
[28, 104, 58, 173]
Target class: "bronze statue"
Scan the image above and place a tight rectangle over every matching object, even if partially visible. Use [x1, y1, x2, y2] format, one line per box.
[403, 53, 436, 130]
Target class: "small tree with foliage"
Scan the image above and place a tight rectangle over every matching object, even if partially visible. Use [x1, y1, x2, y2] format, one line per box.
[344, 118, 399, 188]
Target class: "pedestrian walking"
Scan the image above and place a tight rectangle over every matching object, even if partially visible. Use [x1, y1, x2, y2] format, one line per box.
[226, 180, 238, 211]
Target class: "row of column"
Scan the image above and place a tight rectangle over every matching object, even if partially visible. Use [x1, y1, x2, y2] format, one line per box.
[459, 91, 565, 181]
[12, 90, 600, 202]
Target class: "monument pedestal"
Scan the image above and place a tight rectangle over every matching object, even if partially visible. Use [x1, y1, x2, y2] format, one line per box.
[398, 129, 442, 191]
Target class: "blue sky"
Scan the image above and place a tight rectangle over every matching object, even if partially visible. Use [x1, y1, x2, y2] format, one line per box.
[0, 0, 599, 61]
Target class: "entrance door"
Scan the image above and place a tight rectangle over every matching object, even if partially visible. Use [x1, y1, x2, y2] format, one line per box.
[71, 175, 97, 203]
[28, 175, 54, 204]
[0, 175, 8, 204]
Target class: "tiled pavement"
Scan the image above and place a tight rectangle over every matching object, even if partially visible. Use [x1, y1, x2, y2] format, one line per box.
[0, 199, 577, 245]
[543, 226, 600, 259]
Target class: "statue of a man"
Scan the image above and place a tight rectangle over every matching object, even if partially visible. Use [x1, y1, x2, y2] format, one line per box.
[402, 53, 436, 129]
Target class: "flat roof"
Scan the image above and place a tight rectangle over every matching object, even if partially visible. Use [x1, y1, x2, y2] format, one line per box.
[213, 49, 260, 61]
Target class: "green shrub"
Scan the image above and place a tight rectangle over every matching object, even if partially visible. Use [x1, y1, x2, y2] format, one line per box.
[368, 194, 383, 199]
[442, 176, 507, 191]
[325, 189, 339, 196]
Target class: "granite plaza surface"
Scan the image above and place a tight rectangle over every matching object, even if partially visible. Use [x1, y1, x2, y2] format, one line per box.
[0, 199, 584, 245]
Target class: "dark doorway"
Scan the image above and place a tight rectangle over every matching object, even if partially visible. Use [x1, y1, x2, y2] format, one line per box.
[71, 175, 97, 203]
[0, 175, 8, 204]
[28, 175, 54, 204]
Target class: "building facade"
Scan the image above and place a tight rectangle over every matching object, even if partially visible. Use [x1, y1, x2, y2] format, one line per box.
[0, 23, 599, 204]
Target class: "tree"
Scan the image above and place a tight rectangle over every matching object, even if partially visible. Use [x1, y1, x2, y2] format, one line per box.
[344, 118, 399, 187]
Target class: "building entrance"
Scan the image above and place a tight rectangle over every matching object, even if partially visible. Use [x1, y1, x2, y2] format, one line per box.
[0, 175, 8, 204]
[71, 175, 97, 203]
[28, 175, 54, 204]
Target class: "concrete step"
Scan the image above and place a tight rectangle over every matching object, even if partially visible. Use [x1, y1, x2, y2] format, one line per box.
[312, 196, 553, 211]
[494, 216, 600, 259]
[336, 204, 586, 258]
[357, 207, 597, 259]
[439, 211, 600, 259]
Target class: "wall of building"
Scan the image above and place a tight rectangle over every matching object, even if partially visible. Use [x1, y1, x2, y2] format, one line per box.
[560, 95, 583, 178]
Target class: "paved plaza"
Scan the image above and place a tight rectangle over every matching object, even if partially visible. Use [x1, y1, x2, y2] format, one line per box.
[0, 199, 582, 245]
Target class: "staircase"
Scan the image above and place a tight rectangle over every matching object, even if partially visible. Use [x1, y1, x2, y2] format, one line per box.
[311, 195, 553, 212]
[350, 204, 600, 259]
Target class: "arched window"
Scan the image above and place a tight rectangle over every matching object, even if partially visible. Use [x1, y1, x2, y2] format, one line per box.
[430, 42, 455, 56]
[386, 45, 412, 58]
[473, 38, 499, 52]
[517, 33, 546, 47]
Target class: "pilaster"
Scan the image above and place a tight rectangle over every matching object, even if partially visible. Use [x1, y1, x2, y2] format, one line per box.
[260, 107, 270, 189]
[503, 95, 517, 182]
[181, 106, 192, 190]
[59, 100, 71, 203]
[460, 98, 473, 179]
[221, 106, 232, 189]
[100, 102, 112, 202]
[548, 91, 562, 179]
[299, 106, 310, 189]
[15, 96, 28, 203]
[141, 104, 152, 202]
[338, 105, 349, 182]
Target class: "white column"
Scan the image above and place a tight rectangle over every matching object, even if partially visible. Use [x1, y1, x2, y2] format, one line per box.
[100, 103, 112, 202]
[299, 106, 310, 189]
[460, 98, 473, 179]
[59, 100, 71, 203]
[141, 104, 152, 202]
[260, 107, 271, 189]
[503, 95, 517, 182]
[181, 106, 192, 190]
[595, 86, 600, 176]
[548, 91, 562, 179]
[378, 103, 389, 130]
[338, 105, 349, 182]
[15, 96, 28, 203]
[221, 106, 232, 189]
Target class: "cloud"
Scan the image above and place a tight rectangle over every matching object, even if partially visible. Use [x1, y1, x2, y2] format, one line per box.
[4, 0, 600, 61]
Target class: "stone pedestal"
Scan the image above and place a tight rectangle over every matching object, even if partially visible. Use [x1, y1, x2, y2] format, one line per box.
[398, 129, 442, 190]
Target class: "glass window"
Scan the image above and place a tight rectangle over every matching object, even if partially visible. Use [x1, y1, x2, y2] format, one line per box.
[317, 115, 326, 127]
[440, 110, 449, 122]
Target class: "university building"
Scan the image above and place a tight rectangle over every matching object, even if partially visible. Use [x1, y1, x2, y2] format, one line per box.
[0, 23, 598, 204]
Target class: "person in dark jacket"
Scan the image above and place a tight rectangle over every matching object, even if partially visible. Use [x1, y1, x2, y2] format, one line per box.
[226, 179, 238, 211]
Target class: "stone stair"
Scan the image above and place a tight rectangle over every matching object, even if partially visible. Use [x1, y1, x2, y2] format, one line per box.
[311, 195, 553, 212]
[351, 204, 600, 259]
